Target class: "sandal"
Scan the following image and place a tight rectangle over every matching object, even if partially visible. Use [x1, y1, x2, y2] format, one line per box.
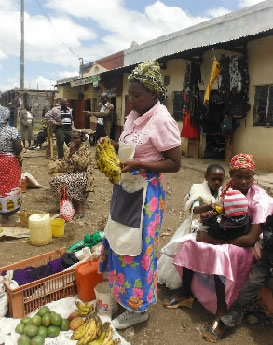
[163, 295, 194, 309]
[203, 319, 226, 343]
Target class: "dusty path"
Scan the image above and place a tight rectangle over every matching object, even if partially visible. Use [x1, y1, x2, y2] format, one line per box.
[0, 148, 272, 345]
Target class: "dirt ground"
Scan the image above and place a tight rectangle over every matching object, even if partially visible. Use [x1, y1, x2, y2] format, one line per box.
[1, 148, 272, 345]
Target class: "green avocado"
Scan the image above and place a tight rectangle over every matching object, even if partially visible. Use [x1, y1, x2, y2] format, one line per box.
[41, 313, 50, 327]
[20, 317, 32, 326]
[31, 335, 45, 345]
[24, 324, 38, 338]
[15, 323, 25, 335]
[31, 315, 42, 327]
[18, 335, 31, 345]
[50, 312, 62, 326]
[37, 325, 47, 338]
[37, 306, 49, 317]
[47, 325, 60, 338]
[60, 318, 70, 331]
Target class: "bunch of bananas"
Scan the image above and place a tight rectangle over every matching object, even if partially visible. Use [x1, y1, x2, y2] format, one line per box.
[96, 137, 121, 184]
[72, 314, 120, 345]
[75, 301, 94, 317]
[89, 322, 120, 345]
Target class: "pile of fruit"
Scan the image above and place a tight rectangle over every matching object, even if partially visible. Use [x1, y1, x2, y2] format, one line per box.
[69, 301, 120, 345]
[16, 306, 69, 345]
[95, 137, 121, 184]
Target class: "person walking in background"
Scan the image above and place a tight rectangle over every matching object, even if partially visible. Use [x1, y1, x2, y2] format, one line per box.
[20, 104, 34, 148]
[0, 105, 23, 226]
[46, 98, 74, 159]
[84, 94, 114, 141]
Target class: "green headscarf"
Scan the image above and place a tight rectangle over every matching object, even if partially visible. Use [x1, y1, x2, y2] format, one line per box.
[128, 60, 167, 102]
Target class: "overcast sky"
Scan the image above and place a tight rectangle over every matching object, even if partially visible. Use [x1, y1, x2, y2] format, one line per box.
[0, 0, 264, 91]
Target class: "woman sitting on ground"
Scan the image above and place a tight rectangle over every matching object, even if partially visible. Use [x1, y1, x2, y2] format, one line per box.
[0, 106, 23, 226]
[49, 130, 93, 218]
[163, 154, 273, 342]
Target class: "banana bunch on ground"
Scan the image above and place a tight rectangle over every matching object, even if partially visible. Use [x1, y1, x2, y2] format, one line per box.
[75, 301, 94, 317]
[71, 313, 101, 344]
[71, 314, 120, 345]
[89, 322, 120, 345]
[95, 137, 121, 184]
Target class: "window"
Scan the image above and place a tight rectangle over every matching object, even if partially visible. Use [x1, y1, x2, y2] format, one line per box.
[253, 85, 273, 126]
[172, 91, 183, 121]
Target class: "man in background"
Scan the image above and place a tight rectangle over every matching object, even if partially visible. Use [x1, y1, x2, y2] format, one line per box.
[46, 98, 74, 159]
[84, 94, 114, 141]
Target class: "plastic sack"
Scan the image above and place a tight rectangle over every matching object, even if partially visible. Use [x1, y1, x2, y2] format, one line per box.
[22, 172, 42, 188]
[0, 277, 8, 317]
[161, 217, 194, 257]
[60, 188, 75, 222]
[157, 254, 182, 290]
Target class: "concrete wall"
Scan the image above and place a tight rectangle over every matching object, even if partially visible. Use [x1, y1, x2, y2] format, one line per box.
[56, 85, 79, 100]
[162, 59, 185, 114]
[232, 35, 273, 170]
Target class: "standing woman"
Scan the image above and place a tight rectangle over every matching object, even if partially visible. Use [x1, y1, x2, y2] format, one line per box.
[0, 106, 23, 225]
[99, 60, 182, 329]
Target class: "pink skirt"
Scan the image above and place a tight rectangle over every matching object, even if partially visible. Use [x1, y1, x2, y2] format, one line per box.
[173, 240, 254, 314]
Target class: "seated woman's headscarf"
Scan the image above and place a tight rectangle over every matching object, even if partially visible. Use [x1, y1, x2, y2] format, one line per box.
[73, 129, 88, 142]
[128, 60, 167, 102]
[221, 153, 255, 197]
[230, 153, 255, 172]
[0, 105, 10, 125]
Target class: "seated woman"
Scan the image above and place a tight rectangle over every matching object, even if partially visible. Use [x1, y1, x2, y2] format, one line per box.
[49, 131, 93, 218]
[158, 163, 225, 290]
[163, 154, 273, 342]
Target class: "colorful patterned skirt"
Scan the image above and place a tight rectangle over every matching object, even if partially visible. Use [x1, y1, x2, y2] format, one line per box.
[99, 171, 166, 312]
[0, 153, 21, 215]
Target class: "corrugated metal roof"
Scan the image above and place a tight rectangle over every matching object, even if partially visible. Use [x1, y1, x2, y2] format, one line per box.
[124, 0, 273, 66]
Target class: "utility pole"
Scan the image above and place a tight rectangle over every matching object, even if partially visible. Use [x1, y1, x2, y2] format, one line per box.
[20, 0, 24, 89]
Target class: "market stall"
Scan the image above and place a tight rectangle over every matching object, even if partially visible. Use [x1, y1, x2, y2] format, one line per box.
[181, 51, 250, 161]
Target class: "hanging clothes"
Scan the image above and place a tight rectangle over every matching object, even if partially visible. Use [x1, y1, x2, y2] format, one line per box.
[181, 110, 199, 139]
[204, 60, 221, 104]
[229, 57, 242, 92]
[182, 62, 202, 129]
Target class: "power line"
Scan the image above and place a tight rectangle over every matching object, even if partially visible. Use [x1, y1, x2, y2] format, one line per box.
[33, 0, 80, 61]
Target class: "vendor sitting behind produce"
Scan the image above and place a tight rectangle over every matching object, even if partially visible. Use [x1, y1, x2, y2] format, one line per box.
[48, 130, 93, 218]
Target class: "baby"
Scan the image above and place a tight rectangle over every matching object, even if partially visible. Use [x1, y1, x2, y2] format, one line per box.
[206, 188, 250, 241]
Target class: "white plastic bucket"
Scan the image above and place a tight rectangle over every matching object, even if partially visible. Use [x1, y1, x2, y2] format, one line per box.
[94, 282, 118, 319]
